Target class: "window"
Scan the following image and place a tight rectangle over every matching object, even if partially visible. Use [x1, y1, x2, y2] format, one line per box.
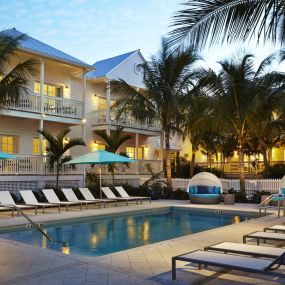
[34, 81, 63, 97]
[126, 147, 144, 159]
[33, 138, 47, 155]
[98, 97, 107, 110]
[0, 135, 18, 154]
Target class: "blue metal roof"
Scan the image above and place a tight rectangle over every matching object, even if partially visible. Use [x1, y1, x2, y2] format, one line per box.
[1, 28, 91, 69]
[87, 50, 138, 78]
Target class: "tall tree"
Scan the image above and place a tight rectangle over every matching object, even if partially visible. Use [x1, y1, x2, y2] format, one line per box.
[197, 54, 260, 194]
[94, 127, 132, 154]
[169, 0, 285, 50]
[0, 33, 37, 113]
[39, 128, 85, 189]
[94, 126, 132, 177]
[111, 39, 200, 190]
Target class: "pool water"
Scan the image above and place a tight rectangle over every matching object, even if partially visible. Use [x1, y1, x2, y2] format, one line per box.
[0, 207, 256, 256]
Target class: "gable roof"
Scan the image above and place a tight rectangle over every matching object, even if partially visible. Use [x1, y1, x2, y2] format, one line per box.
[0, 28, 91, 69]
[88, 50, 138, 78]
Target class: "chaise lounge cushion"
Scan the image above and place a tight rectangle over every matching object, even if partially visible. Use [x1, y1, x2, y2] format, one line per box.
[190, 194, 220, 199]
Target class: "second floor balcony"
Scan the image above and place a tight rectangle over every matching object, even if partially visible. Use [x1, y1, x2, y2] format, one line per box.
[92, 109, 161, 132]
[5, 93, 83, 119]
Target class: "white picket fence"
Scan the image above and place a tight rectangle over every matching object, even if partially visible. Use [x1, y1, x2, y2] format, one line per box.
[149, 178, 282, 195]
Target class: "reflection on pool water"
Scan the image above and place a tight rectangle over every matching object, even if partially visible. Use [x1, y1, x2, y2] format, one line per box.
[0, 207, 256, 256]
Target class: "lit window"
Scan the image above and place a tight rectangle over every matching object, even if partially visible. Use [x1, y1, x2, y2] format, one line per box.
[0, 135, 18, 154]
[98, 98, 107, 110]
[33, 138, 47, 155]
[34, 81, 62, 97]
[97, 144, 105, 150]
[126, 147, 144, 159]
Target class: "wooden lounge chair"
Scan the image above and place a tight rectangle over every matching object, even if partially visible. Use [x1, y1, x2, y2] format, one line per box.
[20, 190, 60, 214]
[265, 225, 285, 233]
[61, 188, 103, 209]
[114, 186, 151, 204]
[205, 241, 285, 259]
[101, 187, 136, 205]
[79, 188, 115, 207]
[172, 250, 285, 280]
[42, 189, 82, 211]
[243, 231, 285, 245]
[0, 191, 37, 217]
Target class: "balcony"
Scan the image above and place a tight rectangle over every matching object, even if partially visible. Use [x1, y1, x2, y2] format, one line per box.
[0, 156, 162, 176]
[5, 93, 83, 119]
[92, 109, 161, 131]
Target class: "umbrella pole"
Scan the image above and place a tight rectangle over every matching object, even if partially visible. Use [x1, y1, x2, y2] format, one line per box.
[99, 164, 102, 199]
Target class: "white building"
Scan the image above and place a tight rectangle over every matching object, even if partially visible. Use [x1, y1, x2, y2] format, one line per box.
[0, 29, 168, 191]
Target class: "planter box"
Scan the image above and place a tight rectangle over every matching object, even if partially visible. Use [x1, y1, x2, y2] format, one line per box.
[224, 194, 235, 205]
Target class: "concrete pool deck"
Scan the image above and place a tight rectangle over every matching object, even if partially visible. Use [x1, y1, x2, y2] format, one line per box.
[0, 200, 284, 285]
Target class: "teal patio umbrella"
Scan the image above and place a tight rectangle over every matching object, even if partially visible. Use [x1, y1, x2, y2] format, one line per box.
[64, 150, 137, 199]
[0, 151, 15, 159]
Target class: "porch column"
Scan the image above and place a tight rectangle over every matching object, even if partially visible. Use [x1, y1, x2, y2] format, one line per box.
[82, 71, 87, 143]
[160, 133, 164, 171]
[135, 133, 139, 174]
[39, 60, 45, 175]
[106, 79, 111, 128]
[82, 71, 87, 186]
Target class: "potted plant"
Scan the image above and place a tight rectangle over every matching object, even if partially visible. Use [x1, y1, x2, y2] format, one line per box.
[223, 188, 235, 205]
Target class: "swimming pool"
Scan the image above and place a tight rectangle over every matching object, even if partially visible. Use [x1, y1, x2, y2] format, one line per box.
[0, 207, 257, 256]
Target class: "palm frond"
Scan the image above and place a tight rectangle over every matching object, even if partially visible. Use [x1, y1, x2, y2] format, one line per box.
[169, 0, 285, 51]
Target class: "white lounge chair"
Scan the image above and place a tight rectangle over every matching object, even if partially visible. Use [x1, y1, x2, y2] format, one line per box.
[243, 231, 285, 245]
[42, 189, 82, 211]
[79, 188, 115, 207]
[265, 225, 285, 233]
[172, 250, 285, 280]
[0, 191, 37, 217]
[20, 190, 60, 214]
[61, 188, 102, 209]
[101, 187, 136, 205]
[114, 186, 151, 204]
[205, 241, 285, 259]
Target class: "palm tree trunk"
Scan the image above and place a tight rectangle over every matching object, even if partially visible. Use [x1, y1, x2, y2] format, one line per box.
[190, 148, 196, 178]
[56, 163, 60, 189]
[238, 145, 246, 196]
[261, 141, 269, 168]
[164, 132, 172, 190]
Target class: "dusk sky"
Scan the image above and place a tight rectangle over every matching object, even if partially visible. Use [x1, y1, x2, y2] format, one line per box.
[0, 0, 282, 69]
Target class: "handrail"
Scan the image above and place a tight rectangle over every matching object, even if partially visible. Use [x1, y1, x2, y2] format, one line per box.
[5, 205, 66, 244]
[259, 193, 285, 217]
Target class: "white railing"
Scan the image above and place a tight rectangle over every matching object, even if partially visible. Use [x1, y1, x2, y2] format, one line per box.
[89, 160, 163, 175]
[164, 178, 282, 195]
[0, 156, 162, 176]
[92, 109, 161, 131]
[6, 93, 83, 119]
[44, 96, 83, 118]
[5, 93, 41, 113]
[0, 155, 83, 175]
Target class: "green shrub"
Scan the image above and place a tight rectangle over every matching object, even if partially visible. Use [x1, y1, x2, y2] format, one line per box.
[193, 165, 224, 178]
[261, 164, 285, 179]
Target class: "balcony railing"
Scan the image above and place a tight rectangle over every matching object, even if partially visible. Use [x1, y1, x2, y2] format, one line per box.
[92, 109, 161, 131]
[0, 156, 162, 176]
[0, 155, 83, 175]
[6, 93, 83, 119]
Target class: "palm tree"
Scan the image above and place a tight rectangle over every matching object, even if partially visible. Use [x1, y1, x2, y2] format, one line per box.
[250, 53, 285, 167]
[197, 54, 261, 194]
[182, 91, 211, 177]
[169, 1, 285, 50]
[94, 126, 132, 177]
[111, 39, 200, 190]
[0, 33, 37, 113]
[39, 128, 85, 189]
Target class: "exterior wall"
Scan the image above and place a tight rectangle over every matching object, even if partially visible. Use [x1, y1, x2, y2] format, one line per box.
[108, 51, 145, 88]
